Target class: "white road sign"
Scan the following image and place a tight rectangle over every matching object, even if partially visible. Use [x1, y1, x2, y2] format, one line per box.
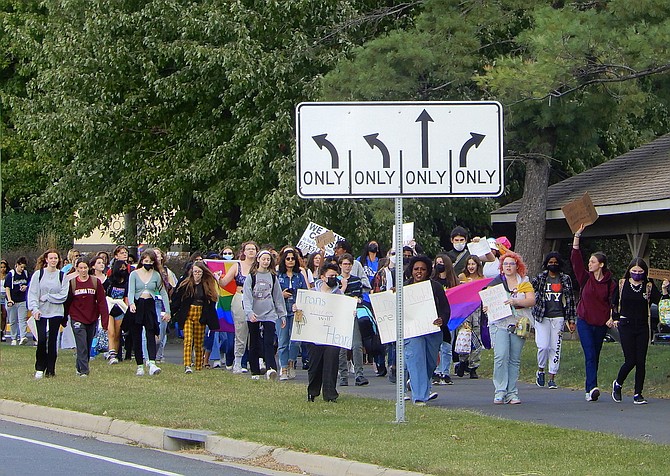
[296, 101, 503, 198]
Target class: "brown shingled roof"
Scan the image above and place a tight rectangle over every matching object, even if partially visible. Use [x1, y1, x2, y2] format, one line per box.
[492, 132, 670, 215]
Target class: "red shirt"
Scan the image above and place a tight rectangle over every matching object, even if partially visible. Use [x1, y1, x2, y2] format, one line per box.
[67, 276, 109, 329]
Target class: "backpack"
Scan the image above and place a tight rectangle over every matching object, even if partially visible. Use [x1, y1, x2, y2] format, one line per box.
[70, 275, 98, 294]
[39, 268, 65, 284]
[250, 273, 278, 296]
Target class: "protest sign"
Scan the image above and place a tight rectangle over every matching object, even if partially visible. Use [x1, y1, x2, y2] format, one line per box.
[479, 284, 513, 322]
[561, 192, 599, 234]
[391, 222, 415, 249]
[369, 280, 440, 344]
[649, 268, 670, 281]
[291, 289, 357, 349]
[467, 237, 492, 258]
[296, 222, 346, 256]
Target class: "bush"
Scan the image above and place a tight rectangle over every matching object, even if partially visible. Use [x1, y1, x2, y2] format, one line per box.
[1, 211, 72, 252]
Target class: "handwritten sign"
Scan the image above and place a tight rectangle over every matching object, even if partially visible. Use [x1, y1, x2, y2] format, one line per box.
[291, 289, 357, 349]
[369, 280, 441, 344]
[649, 268, 670, 281]
[315, 230, 336, 249]
[467, 237, 492, 258]
[479, 284, 513, 322]
[296, 222, 346, 256]
[561, 192, 599, 234]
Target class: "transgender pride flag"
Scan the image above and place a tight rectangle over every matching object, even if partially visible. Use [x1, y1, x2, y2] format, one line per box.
[445, 278, 494, 331]
[204, 259, 238, 333]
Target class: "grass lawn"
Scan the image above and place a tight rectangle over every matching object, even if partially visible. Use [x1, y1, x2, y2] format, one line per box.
[2, 340, 670, 475]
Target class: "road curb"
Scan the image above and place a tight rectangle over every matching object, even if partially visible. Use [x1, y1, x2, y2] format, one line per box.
[0, 399, 428, 476]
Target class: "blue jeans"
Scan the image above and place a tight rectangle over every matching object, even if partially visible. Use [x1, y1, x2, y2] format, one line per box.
[405, 331, 442, 402]
[204, 330, 235, 366]
[490, 324, 525, 400]
[577, 318, 608, 392]
[435, 341, 452, 377]
[277, 315, 300, 368]
[155, 298, 168, 360]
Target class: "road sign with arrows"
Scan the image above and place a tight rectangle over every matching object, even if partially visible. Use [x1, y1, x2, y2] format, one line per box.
[296, 101, 503, 198]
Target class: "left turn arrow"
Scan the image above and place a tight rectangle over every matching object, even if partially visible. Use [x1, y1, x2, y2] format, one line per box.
[363, 133, 391, 168]
[312, 134, 339, 168]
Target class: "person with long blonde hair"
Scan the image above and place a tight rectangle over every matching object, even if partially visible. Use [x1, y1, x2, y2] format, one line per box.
[171, 262, 220, 373]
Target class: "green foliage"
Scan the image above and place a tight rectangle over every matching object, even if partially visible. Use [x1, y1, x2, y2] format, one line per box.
[1, 210, 72, 251]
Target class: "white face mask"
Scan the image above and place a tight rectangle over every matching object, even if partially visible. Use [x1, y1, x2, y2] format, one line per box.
[389, 255, 396, 265]
[453, 243, 466, 252]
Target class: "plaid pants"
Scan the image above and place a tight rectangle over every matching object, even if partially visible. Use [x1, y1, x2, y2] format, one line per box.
[183, 305, 206, 369]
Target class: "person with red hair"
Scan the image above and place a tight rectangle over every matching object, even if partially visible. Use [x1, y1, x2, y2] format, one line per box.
[485, 251, 535, 404]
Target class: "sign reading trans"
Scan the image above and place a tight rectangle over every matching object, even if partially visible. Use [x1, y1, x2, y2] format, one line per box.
[296, 101, 503, 198]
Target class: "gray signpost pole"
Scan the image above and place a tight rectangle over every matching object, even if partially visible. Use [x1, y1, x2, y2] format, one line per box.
[394, 197, 406, 422]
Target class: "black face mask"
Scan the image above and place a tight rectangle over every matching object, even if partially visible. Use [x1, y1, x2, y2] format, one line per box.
[368, 244, 378, 253]
[547, 264, 560, 273]
[142, 263, 154, 271]
[403, 257, 410, 266]
[435, 263, 446, 273]
[326, 276, 339, 288]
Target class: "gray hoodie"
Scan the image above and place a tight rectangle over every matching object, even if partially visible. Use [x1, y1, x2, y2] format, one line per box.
[242, 271, 287, 322]
[27, 269, 69, 318]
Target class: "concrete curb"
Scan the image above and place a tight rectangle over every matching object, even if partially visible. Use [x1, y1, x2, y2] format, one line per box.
[0, 399, 428, 476]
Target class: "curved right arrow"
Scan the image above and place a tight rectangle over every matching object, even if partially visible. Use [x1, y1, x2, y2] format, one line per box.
[363, 133, 390, 168]
[312, 133, 339, 168]
[459, 133, 486, 167]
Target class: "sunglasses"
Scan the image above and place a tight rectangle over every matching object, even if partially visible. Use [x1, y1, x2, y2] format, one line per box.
[285, 256, 296, 261]
[222, 252, 233, 256]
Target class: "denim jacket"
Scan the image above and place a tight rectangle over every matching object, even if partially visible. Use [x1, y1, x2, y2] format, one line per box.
[277, 271, 307, 316]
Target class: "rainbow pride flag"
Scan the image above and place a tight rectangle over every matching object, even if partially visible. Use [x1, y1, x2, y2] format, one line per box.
[445, 278, 494, 331]
[204, 260, 239, 333]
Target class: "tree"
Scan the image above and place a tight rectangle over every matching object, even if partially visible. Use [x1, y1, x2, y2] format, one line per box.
[320, 0, 670, 272]
[9, 0, 411, 251]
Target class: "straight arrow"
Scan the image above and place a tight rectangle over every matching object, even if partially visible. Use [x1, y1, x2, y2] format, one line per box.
[459, 133, 486, 167]
[312, 134, 339, 168]
[363, 133, 390, 168]
[416, 110, 434, 168]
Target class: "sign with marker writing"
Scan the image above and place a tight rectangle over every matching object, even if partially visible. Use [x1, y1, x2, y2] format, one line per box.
[296, 222, 345, 256]
[369, 280, 441, 344]
[296, 101, 503, 198]
[291, 289, 357, 349]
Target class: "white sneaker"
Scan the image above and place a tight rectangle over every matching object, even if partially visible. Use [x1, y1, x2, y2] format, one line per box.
[251, 375, 261, 380]
[108, 357, 119, 365]
[79, 373, 88, 378]
[241, 367, 249, 373]
[232, 364, 244, 374]
[11, 340, 18, 346]
[136, 365, 145, 376]
[19, 337, 28, 346]
[185, 366, 193, 374]
[279, 368, 289, 381]
[266, 369, 278, 381]
[34, 371, 44, 380]
[211, 360, 222, 369]
[148, 362, 161, 376]
[225, 365, 233, 371]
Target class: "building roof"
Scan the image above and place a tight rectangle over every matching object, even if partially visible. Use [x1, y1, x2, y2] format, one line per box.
[492, 132, 670, 223]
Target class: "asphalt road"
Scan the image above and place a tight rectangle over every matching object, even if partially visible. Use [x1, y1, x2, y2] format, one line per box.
[162, 337, 670, 444]
[0, 418, 295, 476]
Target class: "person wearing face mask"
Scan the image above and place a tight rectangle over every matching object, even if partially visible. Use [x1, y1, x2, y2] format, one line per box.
[610, 258, 669, 404]
[531, 252, 576, 389]
[126, 249, 171, 376]
[220, 247, 235, 260]
[446, 227, 470, 276]
[358, 241, 381, 282]
[430, 254, 458, 386]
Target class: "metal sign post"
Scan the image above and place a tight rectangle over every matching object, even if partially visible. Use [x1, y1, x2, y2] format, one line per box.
[296, 101, 504, 423]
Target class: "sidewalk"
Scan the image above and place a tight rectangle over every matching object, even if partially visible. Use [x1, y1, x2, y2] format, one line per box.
[161, 339, 670, 444]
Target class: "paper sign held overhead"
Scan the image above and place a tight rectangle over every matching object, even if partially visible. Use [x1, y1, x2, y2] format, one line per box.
[562, 192, 599, 234]
[315, 230, 336, 249]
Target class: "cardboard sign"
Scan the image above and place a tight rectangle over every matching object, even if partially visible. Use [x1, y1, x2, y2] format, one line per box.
[649, 268, 670, 281]
[479, 284, 513, 322]
[291, 289, 357, 349]
[296, 222, 346, 256]
[561, 192, 598, 234]
[315, 230, 336, 249]
[368, 280, 441, 344]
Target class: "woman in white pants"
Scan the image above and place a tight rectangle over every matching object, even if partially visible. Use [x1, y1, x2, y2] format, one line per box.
[531, 252, 576, 389]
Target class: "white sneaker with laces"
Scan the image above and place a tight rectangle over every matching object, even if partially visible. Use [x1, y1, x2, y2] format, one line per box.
[11, 340, 18, 346]
[266, 369, 278, 381]
[34, 370, 44, 380]
[185, 366, 193, 374]
[108, 357, 119, 365]
[212, 360, 222, 369]
[19, 337, 28, 346]
[148, 362, 161, 376]
[136, 365, 145, 376]
[232, 363, 244, 374]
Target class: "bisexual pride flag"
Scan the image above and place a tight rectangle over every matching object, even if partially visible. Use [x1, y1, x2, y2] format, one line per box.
[204, 260, 239, 333]
[445, 278, 494, 331]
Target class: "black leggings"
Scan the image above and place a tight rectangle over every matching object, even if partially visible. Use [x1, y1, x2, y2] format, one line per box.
[247, 320, 277, 375]
[616, 318, 650, 395]
[36, 317, 62, 376]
